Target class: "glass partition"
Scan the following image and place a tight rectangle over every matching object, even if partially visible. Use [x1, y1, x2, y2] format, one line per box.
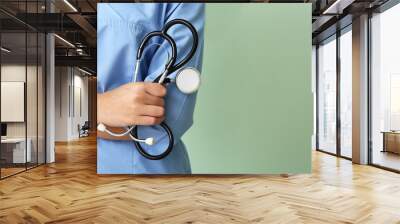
[27, 31, 38, 169]
[0, 1, 46, 179]
[26, 0, 46, 169]
[1, 31, 28, 177]
[38, 32, 45, 165]
[317, 36, 337, 154]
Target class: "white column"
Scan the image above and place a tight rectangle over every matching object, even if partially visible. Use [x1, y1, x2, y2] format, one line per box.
[46, 32, 55, 163]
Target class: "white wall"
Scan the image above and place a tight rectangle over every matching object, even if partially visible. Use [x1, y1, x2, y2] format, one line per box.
[54, 67, 89, 141]
[1, 65, 40, 138]
[55, 67, 68, 141]
[72, 73, 89, 138]
[1, 82, 25, 122]
[1, 63, 46, 164]
[1, 65, 27, 140]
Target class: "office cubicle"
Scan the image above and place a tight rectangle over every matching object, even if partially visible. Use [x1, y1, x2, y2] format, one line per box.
[0, 1, 46, 179]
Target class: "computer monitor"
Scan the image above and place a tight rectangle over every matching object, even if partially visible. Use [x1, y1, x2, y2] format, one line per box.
[1, 123, 7, 137]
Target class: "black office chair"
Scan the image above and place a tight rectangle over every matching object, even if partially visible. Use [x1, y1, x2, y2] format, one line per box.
[79, 121, 90, 138]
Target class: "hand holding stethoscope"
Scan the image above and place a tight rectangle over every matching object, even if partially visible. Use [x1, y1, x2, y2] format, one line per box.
[98, 19, 201, 160]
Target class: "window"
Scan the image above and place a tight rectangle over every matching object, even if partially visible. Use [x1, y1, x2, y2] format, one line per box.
[317, 36, 337, 154]
[339, 28, 352, 158]
[371, 3, 400, 171]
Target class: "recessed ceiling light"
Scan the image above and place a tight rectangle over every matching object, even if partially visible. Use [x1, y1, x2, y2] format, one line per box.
[1, 47, 11, 53]
[54, 34, 75, 48]
[78, 67, 93, 76]
[63, 0, 78, 12]
[322, 0, 353, 15]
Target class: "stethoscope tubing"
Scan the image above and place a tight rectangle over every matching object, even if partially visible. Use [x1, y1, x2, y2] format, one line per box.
[130, 19, 199, 160]
[131, 122, 174, 160]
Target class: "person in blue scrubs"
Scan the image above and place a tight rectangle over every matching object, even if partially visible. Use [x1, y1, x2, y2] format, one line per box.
[97, 3, 205, 174]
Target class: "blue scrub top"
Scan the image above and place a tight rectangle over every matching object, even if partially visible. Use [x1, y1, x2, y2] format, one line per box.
[97, 3, 205, 174]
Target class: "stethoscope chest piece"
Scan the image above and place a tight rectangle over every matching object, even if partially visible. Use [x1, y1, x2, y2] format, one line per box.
[175, 67, 201, 94]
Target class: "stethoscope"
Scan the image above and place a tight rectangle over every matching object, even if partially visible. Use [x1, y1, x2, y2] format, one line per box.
[97, 19, 201, 160]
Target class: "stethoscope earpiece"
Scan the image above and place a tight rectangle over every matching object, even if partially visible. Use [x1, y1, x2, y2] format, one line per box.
[175, 68, 201, 94]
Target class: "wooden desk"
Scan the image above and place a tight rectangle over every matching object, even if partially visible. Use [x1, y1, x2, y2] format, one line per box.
[381, 131, 400, 154]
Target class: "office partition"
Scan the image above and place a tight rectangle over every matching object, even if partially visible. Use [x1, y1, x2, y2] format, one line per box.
[0, 1, 47, 179]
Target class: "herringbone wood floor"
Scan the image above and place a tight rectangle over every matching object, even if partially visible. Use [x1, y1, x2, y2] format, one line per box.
[0, 136, 400, 224]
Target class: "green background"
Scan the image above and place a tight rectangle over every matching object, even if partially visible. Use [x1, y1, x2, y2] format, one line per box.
[183, 4, 312, 174]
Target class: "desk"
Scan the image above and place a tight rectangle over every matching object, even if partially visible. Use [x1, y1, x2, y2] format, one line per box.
[1, 138, 31, 164]
[381, 131, 400, 154]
